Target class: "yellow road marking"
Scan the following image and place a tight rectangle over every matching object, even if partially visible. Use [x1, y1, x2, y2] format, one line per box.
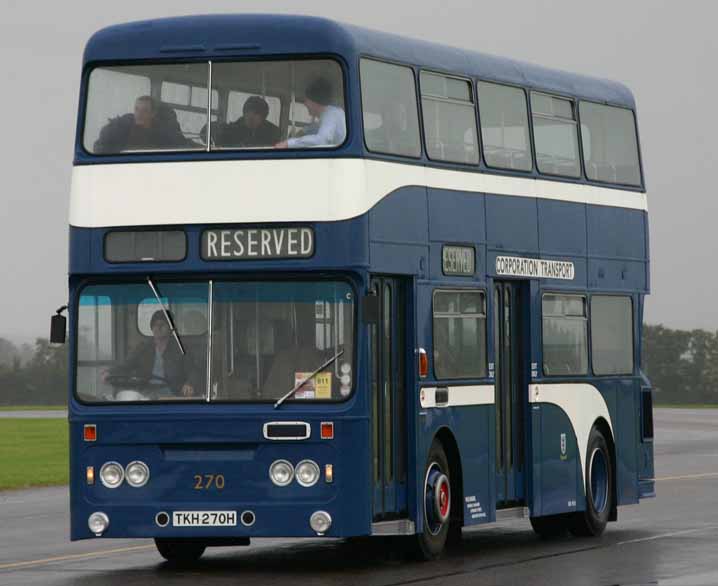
[656, 472, 718, 481]
[0, 544, 154, 571]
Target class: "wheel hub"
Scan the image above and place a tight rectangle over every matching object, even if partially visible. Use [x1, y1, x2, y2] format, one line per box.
[424, 463, 450, 535]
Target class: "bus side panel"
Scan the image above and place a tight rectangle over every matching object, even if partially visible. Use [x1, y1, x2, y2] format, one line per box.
[452, 406, 493, 526]
[531, 404, 582, 517]
[615, 378, 640, 505]
[415, 407, 494, 529]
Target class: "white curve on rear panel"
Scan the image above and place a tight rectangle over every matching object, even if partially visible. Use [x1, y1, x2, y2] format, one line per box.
[529, 383, 613, 489]
[69, 159, 648, 228]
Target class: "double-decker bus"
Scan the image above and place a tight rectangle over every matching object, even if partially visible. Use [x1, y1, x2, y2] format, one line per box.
[55, 14, 654, 562]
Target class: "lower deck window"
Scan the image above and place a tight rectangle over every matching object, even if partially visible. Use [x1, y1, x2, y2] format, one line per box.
[591, 295, 634, 375]
[542, 293, 588, 376]
[433, 290, 487, 379]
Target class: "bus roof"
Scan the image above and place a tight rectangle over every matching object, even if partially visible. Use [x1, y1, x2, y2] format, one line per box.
[83, 14, 636, 109]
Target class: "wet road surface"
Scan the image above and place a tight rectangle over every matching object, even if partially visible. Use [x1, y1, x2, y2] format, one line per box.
[1, 408, 717, 586]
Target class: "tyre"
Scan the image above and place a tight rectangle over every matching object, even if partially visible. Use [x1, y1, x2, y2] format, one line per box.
[530, 514, 569, 539]
[154, 538, 206, 564]
[570, 426, 613, 537]
[414, 439, 452, 560]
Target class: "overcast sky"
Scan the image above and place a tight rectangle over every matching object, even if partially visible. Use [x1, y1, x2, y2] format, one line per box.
[1, 0, 716, 341]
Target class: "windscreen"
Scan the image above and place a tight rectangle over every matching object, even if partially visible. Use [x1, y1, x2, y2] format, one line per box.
[83, 60, 346, 154]
[76, 280, 355, 403]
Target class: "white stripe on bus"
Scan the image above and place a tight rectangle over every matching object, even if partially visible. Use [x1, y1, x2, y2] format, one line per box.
[529, 382, 614, 490]
[420, 385, 494, 408]
[70, 159, 647, 228]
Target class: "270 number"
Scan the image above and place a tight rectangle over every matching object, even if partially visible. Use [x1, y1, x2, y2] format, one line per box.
[193, 474, 225, 490]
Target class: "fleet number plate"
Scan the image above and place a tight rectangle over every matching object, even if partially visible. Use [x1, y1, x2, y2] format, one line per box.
[172, 511, 237, 527]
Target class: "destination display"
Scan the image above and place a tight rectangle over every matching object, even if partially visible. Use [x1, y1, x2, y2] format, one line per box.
[442, 245, 475, 276]
[495, 255, 575, 280]
[202, 227, 314, 260]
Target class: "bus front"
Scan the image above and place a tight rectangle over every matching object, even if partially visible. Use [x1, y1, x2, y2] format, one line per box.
[67, 17, 375, 561]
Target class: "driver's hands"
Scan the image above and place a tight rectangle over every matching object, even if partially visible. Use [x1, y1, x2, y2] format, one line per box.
[181, 383, 195, 397]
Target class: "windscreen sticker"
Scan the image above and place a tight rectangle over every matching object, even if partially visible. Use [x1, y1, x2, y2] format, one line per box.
[294, 372, 332, 399]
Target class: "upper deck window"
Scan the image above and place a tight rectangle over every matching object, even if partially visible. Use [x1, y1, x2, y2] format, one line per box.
[420, 72, 479, 165]
[85, 64, 208, 154]
[211, 60, 345, 150]
[83, 60, 346, 155]
[360, 59, 421, 158]
[580, 102, 641, 186]
[477, 81, 532, 171]
[531, 93, 581, 178]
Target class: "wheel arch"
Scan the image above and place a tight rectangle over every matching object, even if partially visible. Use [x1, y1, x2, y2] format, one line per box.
[434, 426, 464, 528]
[593, 416, 618, 522]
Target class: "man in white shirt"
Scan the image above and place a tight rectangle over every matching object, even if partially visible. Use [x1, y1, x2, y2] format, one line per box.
[275, 78, 346, 148]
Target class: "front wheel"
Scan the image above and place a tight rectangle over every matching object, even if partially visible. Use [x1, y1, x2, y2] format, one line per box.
[530, 514, 569, 539]
[414, 440, 452, 560]
[154, 538, 206, 564]
[570, 427, 613, 537]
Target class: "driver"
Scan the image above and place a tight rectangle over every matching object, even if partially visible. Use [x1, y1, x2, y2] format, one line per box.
[102, 310, 200, 399]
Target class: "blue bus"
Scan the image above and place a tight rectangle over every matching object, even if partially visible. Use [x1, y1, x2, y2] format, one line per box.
[55, 14, 654, 562]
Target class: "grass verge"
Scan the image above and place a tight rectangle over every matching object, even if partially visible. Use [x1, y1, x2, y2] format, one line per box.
[0, 419, 68, 490]
[0, 405, 65, 411]
[655, 403, 718, 409]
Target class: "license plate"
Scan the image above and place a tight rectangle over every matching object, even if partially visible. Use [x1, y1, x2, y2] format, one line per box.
[172, 511, 237, 527]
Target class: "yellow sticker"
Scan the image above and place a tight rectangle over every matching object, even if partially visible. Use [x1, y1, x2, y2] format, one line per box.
[294, 372, 332, 399]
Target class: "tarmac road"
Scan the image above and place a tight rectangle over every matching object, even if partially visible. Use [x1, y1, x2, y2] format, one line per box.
[1, 408, 717, 586]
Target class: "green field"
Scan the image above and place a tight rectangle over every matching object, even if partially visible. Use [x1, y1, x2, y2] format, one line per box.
[655, 403, 718, 409]
[0, 405, 65, 411]
[0, 419, 68, 490]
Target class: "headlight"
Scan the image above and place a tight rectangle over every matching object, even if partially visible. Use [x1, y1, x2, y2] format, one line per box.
[88, 512, 110, 535]
[269, 460, 294, 487]
[125, 461, 150, 488]
[295, 460, 320, 487]
[99, 461, 124, 488]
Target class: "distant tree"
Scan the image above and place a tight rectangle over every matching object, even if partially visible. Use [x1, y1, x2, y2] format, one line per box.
[642, 325, 691, 402]
[0, 337, 19, 368]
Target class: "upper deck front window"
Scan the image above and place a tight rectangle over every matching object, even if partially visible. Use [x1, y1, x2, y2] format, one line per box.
[83, 59, 346, 155]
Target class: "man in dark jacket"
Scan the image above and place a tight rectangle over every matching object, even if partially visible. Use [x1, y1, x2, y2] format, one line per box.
[104, 310, 201, 399]
[216, 96, 280, 148]
[93, 96, 193, 154]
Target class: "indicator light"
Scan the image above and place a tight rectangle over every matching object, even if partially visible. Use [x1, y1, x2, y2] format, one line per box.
[84, 425, 97, 442]
[325, 464, 333, 483]
[86, 466, 95, 485]
[320, 421, 334, 440]
[418, 348, 428, 378]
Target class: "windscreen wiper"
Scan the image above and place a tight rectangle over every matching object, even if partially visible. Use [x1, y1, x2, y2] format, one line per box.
[274, 350, 344, 409]
[146, 276, 185, 356]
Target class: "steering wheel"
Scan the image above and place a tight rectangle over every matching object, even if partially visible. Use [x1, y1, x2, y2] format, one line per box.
[104, 374, 170, 390]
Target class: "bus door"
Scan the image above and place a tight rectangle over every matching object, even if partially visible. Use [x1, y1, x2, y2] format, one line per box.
[494, 280, 528, 506]
[369, 277, 408, 519]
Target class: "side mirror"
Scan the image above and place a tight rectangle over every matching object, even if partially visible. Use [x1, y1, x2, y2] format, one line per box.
[50, 305, 68, 344]
[362, 293, 379, 324]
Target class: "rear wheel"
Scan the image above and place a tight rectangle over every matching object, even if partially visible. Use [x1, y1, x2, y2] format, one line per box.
[570, 427, 613, 537]
[154, 538, 206, 564]
[414, 440, 451, 560]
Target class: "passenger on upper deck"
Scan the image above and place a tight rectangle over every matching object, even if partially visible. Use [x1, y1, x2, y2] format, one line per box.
[216, 96, 280, 148]
[93, 96, 192, 154]
[275, 78, 346, 149]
